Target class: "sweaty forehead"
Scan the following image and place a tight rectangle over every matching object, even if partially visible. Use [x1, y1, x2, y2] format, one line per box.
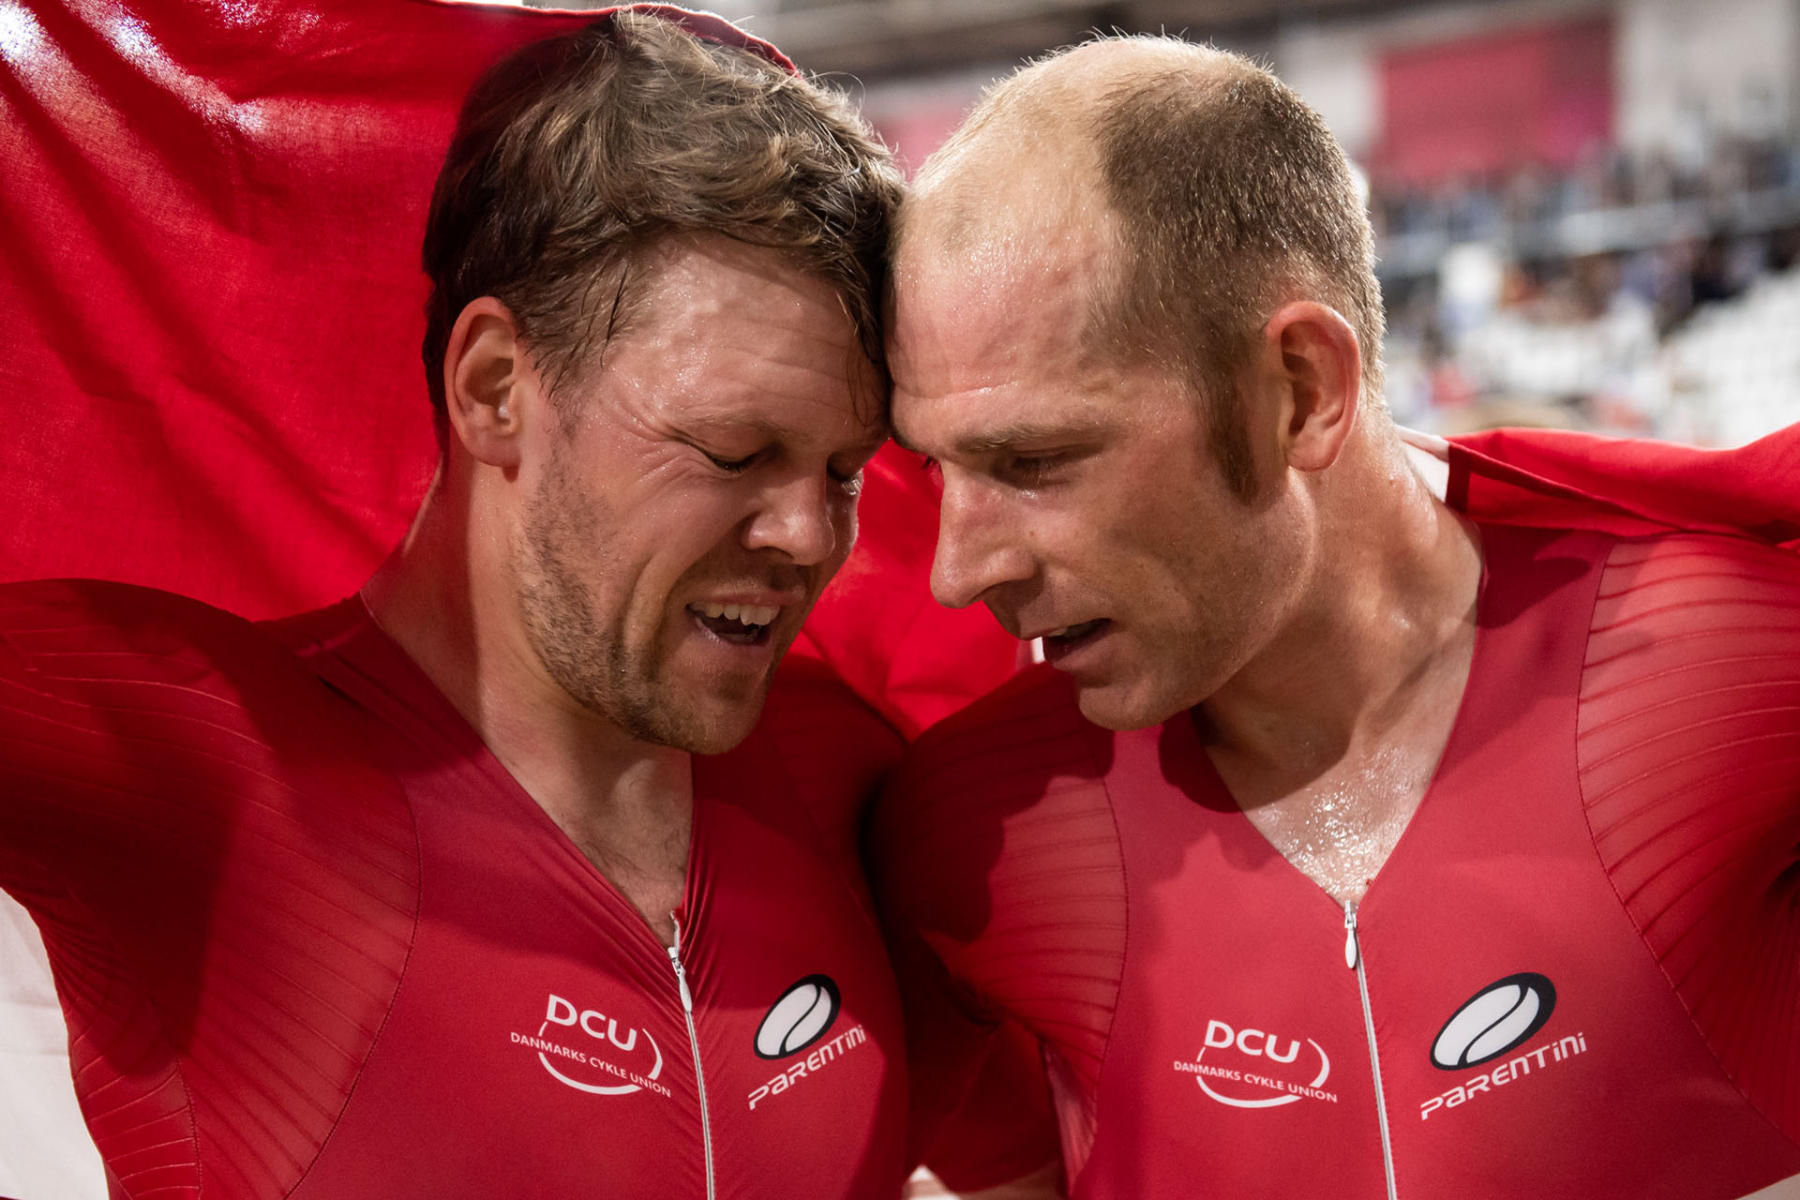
[567, 238, 883, 440]
[889, 208, 1119, 401]
[618, 242, 862, 369]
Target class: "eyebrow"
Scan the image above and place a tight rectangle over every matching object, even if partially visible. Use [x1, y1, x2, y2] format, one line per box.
[894, 418, 1106, 459]
[686, 413, 886, 459]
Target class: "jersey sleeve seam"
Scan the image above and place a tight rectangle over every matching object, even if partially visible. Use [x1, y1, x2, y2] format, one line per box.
[42, 873, 206, 1198]
[1573, 538, 1800, 1153]
[283, 802, 426, 1196]
[1082, 718, 1132, 1191]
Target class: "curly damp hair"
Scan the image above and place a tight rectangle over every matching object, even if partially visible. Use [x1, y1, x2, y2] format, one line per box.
[420, 11, 904, 439]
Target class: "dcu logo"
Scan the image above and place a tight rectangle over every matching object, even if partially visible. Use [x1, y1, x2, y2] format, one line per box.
[1430, 973, 1556, 1070]
[508, 993, 670, 1098]
[1171, 1019, 1339, 1109]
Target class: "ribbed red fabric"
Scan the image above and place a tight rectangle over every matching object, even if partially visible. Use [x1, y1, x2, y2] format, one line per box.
[1, 581, 911, 1199]
[0, 582, 418, 1198]
[1578, 535, 1800, 1141]
[873, 670, 1126, 1183]
[878, 526, 1800, 1198]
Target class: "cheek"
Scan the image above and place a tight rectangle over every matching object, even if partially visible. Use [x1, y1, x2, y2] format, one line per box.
[653, 482, 756, 546]
[1036, 497, 1140, 570]
[617, 493, 753, 599]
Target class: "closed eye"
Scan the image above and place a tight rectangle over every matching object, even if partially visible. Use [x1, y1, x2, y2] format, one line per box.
[702, 448, 758, 473]
[1001, 449, 1078, 487]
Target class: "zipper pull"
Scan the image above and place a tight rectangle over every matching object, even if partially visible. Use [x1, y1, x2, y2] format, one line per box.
[1343, 901, 1360, 971]
[667, 914, 695, 1014]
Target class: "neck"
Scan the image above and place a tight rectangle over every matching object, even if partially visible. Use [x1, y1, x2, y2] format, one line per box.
[1199, 430, 1483, 780]
[361, 464, 692, 837]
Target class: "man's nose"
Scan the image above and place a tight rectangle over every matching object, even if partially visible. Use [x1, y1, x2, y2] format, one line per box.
[930, 478, 1034, 611]
[743, 472, 841, 566]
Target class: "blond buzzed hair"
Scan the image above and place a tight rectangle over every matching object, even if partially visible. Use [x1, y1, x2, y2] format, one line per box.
[913, 36, 1384, 498]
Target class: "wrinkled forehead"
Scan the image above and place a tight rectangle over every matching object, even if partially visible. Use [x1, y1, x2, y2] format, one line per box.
[564, 236, 888, 441]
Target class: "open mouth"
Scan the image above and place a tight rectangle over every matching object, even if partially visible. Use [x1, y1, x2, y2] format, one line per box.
[689, 602, 778, 647]
[1041, 619, 1108, 662]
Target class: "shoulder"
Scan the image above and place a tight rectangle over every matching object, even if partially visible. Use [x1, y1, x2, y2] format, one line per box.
[0, 579, 417, 939]
[870, 665, 1111, 920]
[890, 664, 1098, 801]
[1581, 532, 1800, 699]
[1575, 533, 1800, 1140]
[0, 578, 298, 697]
[1575, 531, 1800, 929]
[1579, 532, 1800, 802]
[0, 584, 422, 1197]
[0, 578, 392, 819]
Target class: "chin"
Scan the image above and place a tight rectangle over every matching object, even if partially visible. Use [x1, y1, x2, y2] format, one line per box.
[681, 718, 759, 755]
[673, 689, 770, 755]
[1074, 681, 1185, 733]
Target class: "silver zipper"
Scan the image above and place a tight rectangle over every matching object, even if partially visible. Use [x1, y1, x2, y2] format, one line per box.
[668, 915, 716, 1200]
[1344, 901, 1399, 1200]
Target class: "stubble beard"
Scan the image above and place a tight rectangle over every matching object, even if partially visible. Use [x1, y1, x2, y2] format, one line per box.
[515, 454, 727, 754]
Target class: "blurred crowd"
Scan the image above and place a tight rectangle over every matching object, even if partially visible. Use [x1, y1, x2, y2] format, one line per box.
[1373, 133, 1800, 445]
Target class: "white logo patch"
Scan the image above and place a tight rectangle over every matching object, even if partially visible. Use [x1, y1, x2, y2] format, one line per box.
[754, 975, 840, 1060]
[1172, 1018, 1339, 1109]
[1431, 973, 1556, 1070]
[508, 993, 669, 1098]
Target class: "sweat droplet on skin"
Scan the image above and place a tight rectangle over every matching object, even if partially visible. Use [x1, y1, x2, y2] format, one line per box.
[1247, 747, 1430, 903]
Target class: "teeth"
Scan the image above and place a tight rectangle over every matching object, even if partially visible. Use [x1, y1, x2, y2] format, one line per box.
[691, 602, 778, 627]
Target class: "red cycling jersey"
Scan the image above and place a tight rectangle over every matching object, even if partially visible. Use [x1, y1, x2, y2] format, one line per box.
[876, 524, 1800, 1199]
[0, 581, 909, 1200]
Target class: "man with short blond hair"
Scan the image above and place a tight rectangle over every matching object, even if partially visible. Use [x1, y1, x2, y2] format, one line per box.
[877, 35, 1800, 1200]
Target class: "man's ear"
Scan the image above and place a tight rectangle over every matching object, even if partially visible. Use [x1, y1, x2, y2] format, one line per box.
[442, 297, 536, 468]
[1260, 300, 1362, 473]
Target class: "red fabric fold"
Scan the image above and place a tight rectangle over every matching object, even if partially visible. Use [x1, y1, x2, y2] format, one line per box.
[1447, 426, 1800, 549]
[5, 1, 1794, 738]
[0, 0, 1007, 734]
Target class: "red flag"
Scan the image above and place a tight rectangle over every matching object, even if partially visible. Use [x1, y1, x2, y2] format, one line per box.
[4, 0, 1792, 739]
[1447, 426, 1800, 549]
[0, 0, 1013, 736]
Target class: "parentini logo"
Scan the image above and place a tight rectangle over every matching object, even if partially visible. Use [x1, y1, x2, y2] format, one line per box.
[1421, 972, 1588, 1121]
[746, 975, 867, 1112]
[1430, 973, 1556, 1070]
[754, 975, 840, 1060]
